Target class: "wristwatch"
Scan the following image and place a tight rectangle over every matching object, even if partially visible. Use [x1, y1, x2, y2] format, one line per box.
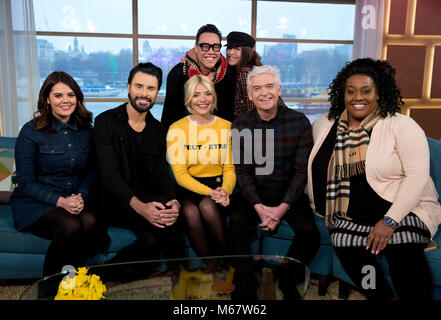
[383, 216, 398, 231]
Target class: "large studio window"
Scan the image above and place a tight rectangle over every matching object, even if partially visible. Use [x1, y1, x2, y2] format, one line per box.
[32, 0, 355, 124]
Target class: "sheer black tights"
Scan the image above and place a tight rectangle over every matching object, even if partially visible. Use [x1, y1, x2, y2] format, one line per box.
[27, 208, 98, 276]
[181, 196, 226, 257]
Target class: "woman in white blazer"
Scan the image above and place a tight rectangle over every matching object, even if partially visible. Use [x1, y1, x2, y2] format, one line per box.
[306, 58, 441, 300]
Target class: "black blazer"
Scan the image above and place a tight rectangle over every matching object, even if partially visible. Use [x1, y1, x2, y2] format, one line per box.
[93, 103, 176, 215]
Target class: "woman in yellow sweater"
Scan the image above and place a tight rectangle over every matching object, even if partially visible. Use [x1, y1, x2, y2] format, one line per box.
[166, 75, 236, 262]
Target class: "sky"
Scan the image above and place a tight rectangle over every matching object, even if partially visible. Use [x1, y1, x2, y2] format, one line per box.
[32, 0, 355, 54]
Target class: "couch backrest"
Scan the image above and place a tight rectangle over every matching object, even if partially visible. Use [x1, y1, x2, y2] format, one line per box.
[0, 136, 16, 149]
[0, 135, 440, 202]
[428, 138, 441, 204]
[0, 136, 16, 201]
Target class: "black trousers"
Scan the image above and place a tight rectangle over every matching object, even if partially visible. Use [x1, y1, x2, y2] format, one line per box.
[26, 207, 105, 277]
[334, 243, 433, 300]
[229, 192, 320, 265]
[228, 191, 320, 300]
[106, 195, 184, 265]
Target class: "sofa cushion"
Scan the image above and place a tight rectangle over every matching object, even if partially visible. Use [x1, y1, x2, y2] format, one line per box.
[262, 214, 331, 246]
[428, 138, 441, 203]
[0, 202, 138, 255]
[0, 205, 50, 254]
[106, 226, 137, 252]
[0, 252, 45, 279]
[266, 220, 293, 240]
[426, 225, 441, 288]
[0, 141, 16, 204]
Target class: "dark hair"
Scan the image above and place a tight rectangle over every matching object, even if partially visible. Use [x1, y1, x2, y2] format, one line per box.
[127, 62, 163, 89]
[33, 71, 92, 132]
[328, 58, 403, 120]
[235, 46, 262, 73]
[196, 24, 222, 44]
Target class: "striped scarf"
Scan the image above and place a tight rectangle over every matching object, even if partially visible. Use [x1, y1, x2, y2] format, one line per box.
[325, 108, 380, 227]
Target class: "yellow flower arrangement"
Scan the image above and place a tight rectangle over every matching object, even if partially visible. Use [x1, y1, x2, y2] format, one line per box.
[54, 267, 107, 300]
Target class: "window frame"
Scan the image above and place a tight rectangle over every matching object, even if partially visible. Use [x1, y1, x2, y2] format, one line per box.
[34, 0, 355, 107]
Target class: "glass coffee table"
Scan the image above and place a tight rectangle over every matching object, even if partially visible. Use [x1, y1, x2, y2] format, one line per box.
[21, 255, 310, 300]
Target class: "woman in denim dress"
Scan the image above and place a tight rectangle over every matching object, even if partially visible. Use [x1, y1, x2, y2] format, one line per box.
[11, 71, 101, 276]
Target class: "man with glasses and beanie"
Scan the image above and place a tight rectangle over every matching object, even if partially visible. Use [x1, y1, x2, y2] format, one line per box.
[161, 24, 235, 128]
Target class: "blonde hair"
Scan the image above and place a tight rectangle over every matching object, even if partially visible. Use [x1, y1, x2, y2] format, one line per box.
[184, 75, 217, 114]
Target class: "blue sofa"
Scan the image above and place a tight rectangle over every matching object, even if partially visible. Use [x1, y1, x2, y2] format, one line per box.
[0, 136, 261, 279]
[1, 136, 440, 300]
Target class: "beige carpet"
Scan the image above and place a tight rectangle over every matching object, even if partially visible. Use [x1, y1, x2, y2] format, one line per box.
[0, 278, 366, 300]
[304, 278, 366, 300]
[0, 282, 29, 300]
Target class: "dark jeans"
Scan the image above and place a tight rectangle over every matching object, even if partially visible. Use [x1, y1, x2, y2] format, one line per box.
[334, 243, 433, 300]
[26, 207, 105, 277]
[229, 192, 320, 265]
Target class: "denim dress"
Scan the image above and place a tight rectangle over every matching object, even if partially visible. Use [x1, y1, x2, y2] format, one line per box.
[11, 119, 95, 231]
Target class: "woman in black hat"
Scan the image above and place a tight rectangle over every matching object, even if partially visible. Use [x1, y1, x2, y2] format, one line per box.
[225, 31, 262, 117]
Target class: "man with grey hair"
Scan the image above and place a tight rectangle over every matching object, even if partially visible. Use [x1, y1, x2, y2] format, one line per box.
[230, 65, 320, 299]
[245, 64, 282, 95]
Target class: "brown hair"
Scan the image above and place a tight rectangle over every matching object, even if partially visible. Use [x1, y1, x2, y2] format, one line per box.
[235, 46, 262, 73]
[33, 71, 92, 132]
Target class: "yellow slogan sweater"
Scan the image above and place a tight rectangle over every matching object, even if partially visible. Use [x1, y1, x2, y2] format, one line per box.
[166, 116, 236, 196]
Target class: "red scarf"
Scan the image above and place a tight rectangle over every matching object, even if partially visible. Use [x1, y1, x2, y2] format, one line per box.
[182, 48, 228, 84]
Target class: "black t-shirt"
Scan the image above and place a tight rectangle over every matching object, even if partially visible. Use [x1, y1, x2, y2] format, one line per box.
[312, 121, 392, 225]
[126, 122, 169, 203]
[312, 121, 338, 217]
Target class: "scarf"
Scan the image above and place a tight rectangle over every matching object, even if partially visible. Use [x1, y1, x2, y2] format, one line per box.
[182, 48, 228, 84]
[325, 108, 381, 227]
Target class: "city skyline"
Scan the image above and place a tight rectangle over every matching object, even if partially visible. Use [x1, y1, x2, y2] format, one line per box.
[37, 36, 352, 91]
